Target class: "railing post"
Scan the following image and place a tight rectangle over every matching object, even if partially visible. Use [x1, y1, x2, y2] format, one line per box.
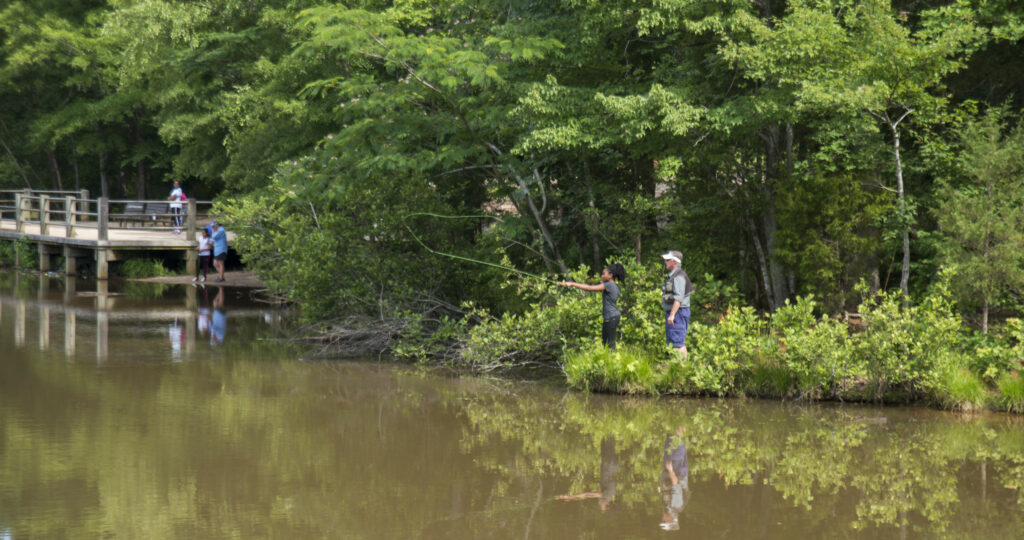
[65, 195, 75, 238]
[40, 194, 50, 235]
[97, 197, 109, 241]
[14, 192, 22, 232]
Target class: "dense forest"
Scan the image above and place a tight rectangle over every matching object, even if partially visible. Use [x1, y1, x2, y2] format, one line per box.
[3, 1, 1024, 407]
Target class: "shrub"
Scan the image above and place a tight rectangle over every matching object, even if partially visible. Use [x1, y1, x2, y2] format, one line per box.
[0, 241, 14, 266]
[117, 258, 172, 278]
[771, 296, 858, 399]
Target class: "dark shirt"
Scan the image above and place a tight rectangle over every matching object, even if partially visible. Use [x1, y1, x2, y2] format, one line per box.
[602, 281, 621, 321]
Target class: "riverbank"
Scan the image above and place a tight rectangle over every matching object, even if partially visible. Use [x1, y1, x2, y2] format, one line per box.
[128, 270, 265, 288]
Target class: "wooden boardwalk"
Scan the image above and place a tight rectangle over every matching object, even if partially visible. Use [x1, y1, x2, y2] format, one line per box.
[0, 219, 194, 248]
[0, 189, 220, 278]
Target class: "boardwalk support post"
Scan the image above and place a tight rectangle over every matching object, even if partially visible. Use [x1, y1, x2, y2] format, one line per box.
[38, 244, 51, 272]
[64, 246, 77, 276]
[40, 195, 50, 236]
[96, 249, 109, 280]
[186, 198, 197, 276]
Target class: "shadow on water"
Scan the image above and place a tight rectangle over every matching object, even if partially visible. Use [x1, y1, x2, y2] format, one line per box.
[1, 270, 1024, 538]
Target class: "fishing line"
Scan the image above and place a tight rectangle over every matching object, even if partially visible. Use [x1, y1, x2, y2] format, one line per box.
[402, 212, 563, 285]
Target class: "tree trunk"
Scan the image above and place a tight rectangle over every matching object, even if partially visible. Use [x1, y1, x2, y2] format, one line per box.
[514, 170, 568, 275]
[117, 167, 129, 199]
[133, 109, 147, 199]
[70, 134, 80, 191]
[136, 159, 147, 199]
[98, 151, 110, 199]
[0, 127, 32, 188]
[47, 147, 64, 190]
[982, 295, 989, 334]
[747, 216, 774, 308]
[891, 125, 911, 304]
[583, 162, 601, 271]
[762, 125, 790, 310]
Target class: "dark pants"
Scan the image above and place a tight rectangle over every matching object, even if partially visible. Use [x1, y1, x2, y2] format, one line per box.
[602, 316, 620, 350]
[171, 207, 183, 228]
[196, 255, 210, 277]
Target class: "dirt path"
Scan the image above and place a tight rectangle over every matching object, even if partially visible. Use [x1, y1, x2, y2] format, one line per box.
[129, 270, 265, 288]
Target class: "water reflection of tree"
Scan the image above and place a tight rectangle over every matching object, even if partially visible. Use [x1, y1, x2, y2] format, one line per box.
[1, 360, 1024, 538]
[458, 389, 1024, 537]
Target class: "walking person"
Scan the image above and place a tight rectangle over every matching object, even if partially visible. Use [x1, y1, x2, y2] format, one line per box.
[661, 251, 693, 357]
[560, 263, 626, 350]
[193, 228, 212, 282]
[211, 221, 228, 283]
[167, 180, 185, 234]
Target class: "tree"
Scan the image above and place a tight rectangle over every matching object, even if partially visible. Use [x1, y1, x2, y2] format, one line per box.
[937, 107, 1024, 333]
[725, 0, 985, 302]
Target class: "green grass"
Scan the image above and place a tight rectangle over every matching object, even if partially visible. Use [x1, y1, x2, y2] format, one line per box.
[933, 367, 989, 412]
[564, 344, 666, 395]
[997, 373, 1024, 413]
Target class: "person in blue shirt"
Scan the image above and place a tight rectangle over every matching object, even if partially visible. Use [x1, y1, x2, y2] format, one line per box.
[211, 221, 228, 282]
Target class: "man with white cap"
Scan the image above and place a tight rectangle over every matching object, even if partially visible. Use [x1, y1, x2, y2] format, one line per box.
[661, 250, 693, 357]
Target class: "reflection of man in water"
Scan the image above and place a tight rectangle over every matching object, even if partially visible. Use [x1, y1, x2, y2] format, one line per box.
[659, 425, 691, 531]
[555, 435, 619, 512]
[211, 288, 226, 345]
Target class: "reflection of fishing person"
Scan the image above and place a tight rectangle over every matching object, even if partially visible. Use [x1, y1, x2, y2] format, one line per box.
[659, 426, 691, 531]
[661, 251, 693, 358]
[211, 287, 226, 345]
[560, 264, 626, 350]
[555, 435, 619, 512]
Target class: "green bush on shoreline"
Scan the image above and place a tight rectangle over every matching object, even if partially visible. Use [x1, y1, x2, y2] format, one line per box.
[462, 265, 1024, 412]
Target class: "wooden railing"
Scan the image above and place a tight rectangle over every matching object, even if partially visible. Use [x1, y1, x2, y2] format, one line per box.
[0, 189, 215, 241]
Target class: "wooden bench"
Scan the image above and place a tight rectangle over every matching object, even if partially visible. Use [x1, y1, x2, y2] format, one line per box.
[144, 202, 175, 226]
[110, 202, 146, 227]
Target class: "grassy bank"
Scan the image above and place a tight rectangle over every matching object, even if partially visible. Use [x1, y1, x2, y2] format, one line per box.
[449, 263, 1024, 413]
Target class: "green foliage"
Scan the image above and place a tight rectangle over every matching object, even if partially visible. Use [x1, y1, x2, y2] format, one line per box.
[997, 373, 1024, 414]
[0, 241, 14, 267]
[115, 258, 171, 278]
[13, 238, 36, 269]
[460, 261, 721, 369]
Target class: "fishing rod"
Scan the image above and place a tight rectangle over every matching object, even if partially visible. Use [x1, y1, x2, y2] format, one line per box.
[401, 212, 563, 285]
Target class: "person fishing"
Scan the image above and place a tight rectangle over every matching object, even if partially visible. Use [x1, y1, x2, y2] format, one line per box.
[661, 250, 693, 357]
[560, 263, 626, 350]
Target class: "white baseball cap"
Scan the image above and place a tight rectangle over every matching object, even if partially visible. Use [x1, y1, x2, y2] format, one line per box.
[661, 251, 682, 264]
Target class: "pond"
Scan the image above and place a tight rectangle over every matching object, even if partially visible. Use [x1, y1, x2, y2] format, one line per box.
[1, 272, 1023, 539]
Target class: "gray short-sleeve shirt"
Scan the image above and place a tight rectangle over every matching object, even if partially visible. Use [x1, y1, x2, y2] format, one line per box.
[602, 281, 621, 321]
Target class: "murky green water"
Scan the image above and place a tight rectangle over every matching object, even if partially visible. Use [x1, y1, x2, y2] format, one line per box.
[1, 272, 1023, 539]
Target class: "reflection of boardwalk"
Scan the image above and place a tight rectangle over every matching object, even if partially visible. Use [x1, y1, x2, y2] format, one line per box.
[1, 275, 279, 363]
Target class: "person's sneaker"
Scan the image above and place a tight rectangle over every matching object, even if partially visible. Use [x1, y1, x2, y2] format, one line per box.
[200, 276, 206, 282]
[215, 278, 225, 283]
[173, 229, 181, 235]
[192, 277, 198, 282]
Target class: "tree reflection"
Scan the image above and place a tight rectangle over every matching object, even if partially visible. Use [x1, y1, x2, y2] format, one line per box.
[0, 356, 1023, 538]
